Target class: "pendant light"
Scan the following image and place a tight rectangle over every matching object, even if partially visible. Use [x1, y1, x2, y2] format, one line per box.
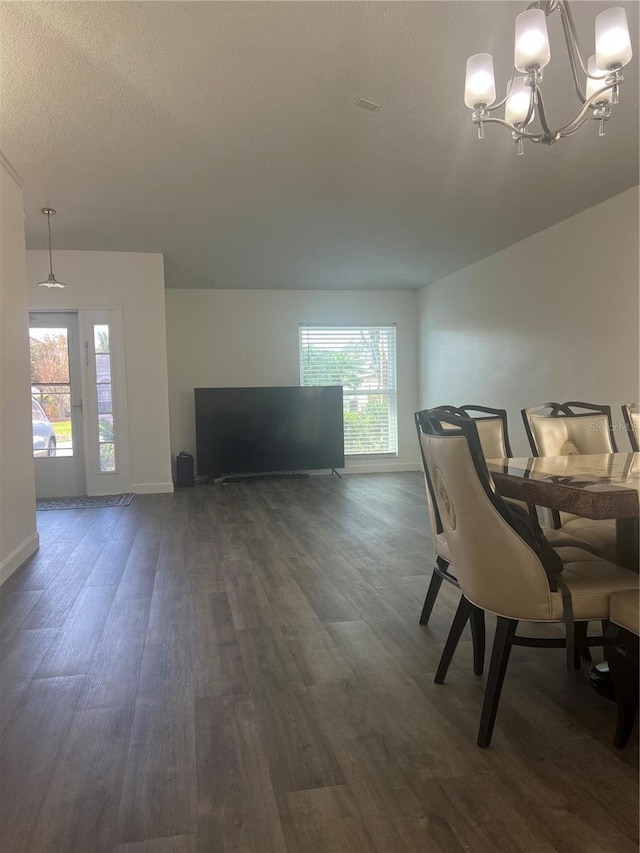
[37, 207, 66, 288]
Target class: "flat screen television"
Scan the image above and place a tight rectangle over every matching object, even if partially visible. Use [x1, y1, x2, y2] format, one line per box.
[194, 386, 344, 477]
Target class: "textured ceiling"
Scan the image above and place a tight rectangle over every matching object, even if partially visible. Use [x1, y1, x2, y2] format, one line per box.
[1, 1, 638, 290]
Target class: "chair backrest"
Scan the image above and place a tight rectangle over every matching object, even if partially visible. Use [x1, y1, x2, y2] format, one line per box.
[622, 402, 640, 452]
[414, 411, 446, 554]
[457, 405, 513, 459]
[415, 409, 559, 621]
[522, 401, 618, 456]
[431, 404, 513, 459]
[415, 404, 512, 558]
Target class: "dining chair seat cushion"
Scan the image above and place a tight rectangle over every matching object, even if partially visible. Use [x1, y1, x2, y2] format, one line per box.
[543, 528, 598, 552]
[609, 589, 640, 636]
[558, 517, 616, 562]
[545, 548, 639, 622]
[559, 511, 614, 527]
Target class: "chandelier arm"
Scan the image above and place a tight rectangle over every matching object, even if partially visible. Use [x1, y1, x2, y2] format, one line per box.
[526, 1, 560, 13]
[533, 85, 553, 136]
[491, 67, 518, 111]
[473, 116, 548, 141]
[556, 83, 617, 134]
[558, 115, 600, 137]
[558, 2, 587, 102]
[479, 79, 615, 141]
[523, 84, 536, 128]
[559, 1, 590, 76]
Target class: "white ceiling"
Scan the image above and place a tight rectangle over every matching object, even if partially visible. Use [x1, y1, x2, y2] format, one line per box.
[1, 1, 638, 290]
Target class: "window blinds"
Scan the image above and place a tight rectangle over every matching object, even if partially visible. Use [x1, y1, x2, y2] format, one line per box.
[299, 325, 398, 456]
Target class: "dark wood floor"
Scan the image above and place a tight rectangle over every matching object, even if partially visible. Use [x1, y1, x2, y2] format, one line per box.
[0, 473, 637, 853]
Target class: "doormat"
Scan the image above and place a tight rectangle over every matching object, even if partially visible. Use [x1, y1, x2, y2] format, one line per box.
[36, 493, 135, 510]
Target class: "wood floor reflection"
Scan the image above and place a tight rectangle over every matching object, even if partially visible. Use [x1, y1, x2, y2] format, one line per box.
[1, 473, 637, 852]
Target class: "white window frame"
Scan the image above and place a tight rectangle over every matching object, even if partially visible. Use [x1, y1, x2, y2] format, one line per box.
[299, 324, 398, 457]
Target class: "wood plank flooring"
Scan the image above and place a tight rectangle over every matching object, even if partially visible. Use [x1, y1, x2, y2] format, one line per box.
[0, 473, 637, 852]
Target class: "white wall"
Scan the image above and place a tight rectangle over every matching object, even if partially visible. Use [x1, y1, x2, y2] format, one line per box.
[166, 289, 420, 473]
[0, 156, 38, 584]
[27, 251, 173, 493]
[419, 187, 640, 456]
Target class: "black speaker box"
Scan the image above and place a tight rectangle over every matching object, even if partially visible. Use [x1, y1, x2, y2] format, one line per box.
[175, 453, 194, 487]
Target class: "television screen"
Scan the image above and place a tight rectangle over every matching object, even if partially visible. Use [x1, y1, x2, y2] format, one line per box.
[194, 386, 344, 476]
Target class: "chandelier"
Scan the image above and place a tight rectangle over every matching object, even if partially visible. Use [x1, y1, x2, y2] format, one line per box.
[464, 1, 632, 154]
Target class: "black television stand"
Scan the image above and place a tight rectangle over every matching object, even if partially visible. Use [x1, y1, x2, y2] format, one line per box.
[331, 468, 342, 478]
[219, 471, 310, 485]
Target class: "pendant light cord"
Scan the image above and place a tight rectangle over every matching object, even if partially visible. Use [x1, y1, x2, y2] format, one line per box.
[47, 212, 54, 276]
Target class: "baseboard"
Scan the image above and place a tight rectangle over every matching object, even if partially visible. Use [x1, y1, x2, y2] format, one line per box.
[0, 532, 40, 586]
[342, 461, 421, 475]
[131, 482, 175, 494]
[305, 461, 420, 477]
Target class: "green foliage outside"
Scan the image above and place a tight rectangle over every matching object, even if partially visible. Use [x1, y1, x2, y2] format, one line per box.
[30, 333, 69, 384]
[100, 443, 116, 472]
[301, 346, 368, 389]
[344, 397, 390, 454]
[30, 332, 71, 420]
[52, 420, 73, 442]
[94, 327, 110, 354]
[99, 417, 114, 442]
[303, 342, 389, 454]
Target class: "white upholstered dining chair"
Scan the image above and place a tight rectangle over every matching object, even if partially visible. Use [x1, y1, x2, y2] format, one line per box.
[418, 404, 598, 631]
[416, 408, 639, 748]
[521, 401, 618, 562]
[416, 405, 514, 628]
[415, 409, 485, 676]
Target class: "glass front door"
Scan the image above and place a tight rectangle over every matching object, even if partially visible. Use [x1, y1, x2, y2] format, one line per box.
[29, 312, 86, 497]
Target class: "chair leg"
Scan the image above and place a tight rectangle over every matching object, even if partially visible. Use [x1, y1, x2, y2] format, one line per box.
[419, 566, 444, 625]
[477, 617, 518, 748]
[574, 621, 591, 667]
[469, 607, 485, 676]
[434, 595, 473, 685]
[606, 623, 639, 749]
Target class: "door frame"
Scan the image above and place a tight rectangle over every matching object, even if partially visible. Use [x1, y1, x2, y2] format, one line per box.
[29, 306, 131, 497]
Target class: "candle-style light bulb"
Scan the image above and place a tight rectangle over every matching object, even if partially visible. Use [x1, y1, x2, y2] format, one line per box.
[515, 9, 551, 72]
[505, 77, 534, 126]
[464, 53, 496, 108]
[595, 7, 632, 70]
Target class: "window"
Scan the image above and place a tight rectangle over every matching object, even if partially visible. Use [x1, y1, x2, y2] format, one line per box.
[92, 325, 116, 473]
[29, 326, 74, 457]
[299, 325, 398, 456]
[82, 307, 129, 495]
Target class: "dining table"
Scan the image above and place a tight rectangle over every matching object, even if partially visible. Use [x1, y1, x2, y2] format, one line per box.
[486, 452, 640, 572]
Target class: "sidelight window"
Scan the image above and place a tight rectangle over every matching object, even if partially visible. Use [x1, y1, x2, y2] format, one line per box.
[92, 325, 116, 472]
